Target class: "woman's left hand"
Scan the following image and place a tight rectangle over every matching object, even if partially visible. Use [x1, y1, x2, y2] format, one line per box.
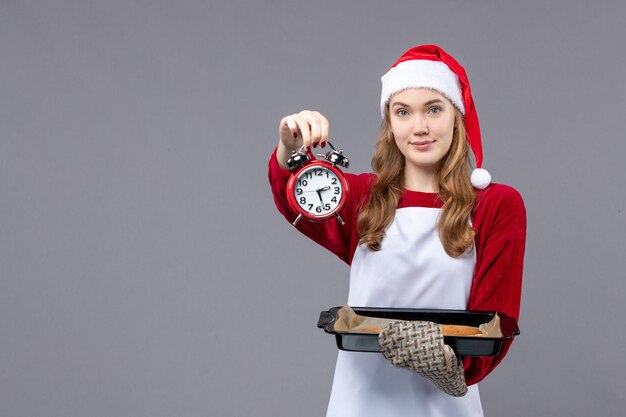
[379, 320, 468, 397]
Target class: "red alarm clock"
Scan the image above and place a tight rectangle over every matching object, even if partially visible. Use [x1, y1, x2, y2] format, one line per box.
[286, 142, 350, 226]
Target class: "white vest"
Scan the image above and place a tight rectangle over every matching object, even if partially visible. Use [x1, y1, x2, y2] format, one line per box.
[326, 207, 483, 417]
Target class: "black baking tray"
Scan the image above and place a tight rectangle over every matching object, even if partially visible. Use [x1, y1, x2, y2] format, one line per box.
[317, 306, 520, 357]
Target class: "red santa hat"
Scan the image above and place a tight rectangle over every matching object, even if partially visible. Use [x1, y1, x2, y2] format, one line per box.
[380, 44, 491, 189]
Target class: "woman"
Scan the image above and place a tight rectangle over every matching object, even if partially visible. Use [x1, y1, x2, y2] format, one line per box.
[268, 44, 526, 417]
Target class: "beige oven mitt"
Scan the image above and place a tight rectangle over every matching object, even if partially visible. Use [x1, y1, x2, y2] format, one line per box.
[379, 320, 468, 397]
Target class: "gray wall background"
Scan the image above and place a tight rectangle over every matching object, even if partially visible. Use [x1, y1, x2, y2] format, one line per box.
[2, 0, 625, 416]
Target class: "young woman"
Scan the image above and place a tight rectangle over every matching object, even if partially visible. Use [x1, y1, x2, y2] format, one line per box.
[268, 45, 526, 417]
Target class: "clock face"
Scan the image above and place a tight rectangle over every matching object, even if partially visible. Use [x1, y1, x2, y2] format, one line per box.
[293, 165, 344, 216]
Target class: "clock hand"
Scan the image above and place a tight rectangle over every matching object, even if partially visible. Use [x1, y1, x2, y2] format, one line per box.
[301, 186, 330, 194]
[316, 190, 325, 206]
[315, 186, 331, 207]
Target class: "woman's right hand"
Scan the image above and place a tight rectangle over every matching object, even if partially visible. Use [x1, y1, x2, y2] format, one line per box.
[278, 110, 329, 154]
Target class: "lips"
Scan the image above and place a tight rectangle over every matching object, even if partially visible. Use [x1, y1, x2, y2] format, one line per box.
[409, 140, 435, 149]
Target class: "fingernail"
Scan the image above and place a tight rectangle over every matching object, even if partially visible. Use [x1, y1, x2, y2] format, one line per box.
[321, 142, 326, 148]
[293, 132, 298, 138]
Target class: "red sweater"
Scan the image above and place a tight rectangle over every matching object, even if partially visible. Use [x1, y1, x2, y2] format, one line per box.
[268, 148, 527, 385]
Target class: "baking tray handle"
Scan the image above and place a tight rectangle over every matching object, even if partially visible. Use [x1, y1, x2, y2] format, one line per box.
[317, 310, 336, 329]
[498, 313, 521, 338]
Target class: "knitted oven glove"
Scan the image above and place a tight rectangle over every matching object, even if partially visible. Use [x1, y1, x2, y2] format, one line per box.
[379, 320, 468, 397]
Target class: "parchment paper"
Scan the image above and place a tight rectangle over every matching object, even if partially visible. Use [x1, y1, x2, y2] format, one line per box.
[333, 305, 502, 338]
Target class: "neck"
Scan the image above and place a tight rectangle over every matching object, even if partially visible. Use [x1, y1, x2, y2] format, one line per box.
[403, 165, 437, 193]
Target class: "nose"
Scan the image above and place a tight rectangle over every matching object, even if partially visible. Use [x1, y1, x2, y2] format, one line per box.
[412, 115, 429, 135]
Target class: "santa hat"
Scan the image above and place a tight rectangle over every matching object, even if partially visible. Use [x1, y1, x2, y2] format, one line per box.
[380, 44, 491, 189]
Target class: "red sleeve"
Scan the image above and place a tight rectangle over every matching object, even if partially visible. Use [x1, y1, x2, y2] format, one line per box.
[267, 147, 372, 265]
[463, 184, 527, 385]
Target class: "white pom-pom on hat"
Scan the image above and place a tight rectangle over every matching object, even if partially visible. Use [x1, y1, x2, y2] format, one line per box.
[471, 168, 491, 189]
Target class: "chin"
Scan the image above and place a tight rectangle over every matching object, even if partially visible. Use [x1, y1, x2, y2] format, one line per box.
[406, 157, 442, 169]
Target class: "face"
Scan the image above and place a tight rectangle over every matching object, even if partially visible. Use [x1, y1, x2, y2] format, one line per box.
[389, 88, 456, 178]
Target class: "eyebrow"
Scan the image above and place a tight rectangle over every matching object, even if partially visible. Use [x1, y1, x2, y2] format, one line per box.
[391, 99, 446, 108]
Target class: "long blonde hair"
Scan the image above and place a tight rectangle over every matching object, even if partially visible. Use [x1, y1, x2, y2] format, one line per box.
[357, 106, 476, 257]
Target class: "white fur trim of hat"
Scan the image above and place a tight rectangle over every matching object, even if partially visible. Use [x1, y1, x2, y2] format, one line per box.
[380, 60, 465, 118]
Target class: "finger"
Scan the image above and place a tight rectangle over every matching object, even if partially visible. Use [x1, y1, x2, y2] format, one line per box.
[305, 115, 323, 147]
[313, 111, 329, 147]
[284, 116, 300, 140]
[279, 116, 301, 149]
[299, 111, 325, 147]
[292, 114, 312, 150]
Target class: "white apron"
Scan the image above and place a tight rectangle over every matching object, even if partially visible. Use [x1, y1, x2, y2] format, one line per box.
[326, 207, 483, 417]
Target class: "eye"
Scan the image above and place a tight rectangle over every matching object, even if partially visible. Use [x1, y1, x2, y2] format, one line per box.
[428, 107, 442, 114]
[396, 109, 409, 117]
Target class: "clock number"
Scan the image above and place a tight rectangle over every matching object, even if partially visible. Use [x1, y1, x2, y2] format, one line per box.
[308, 204, 314, 210]
[315, 168, 323, 176]
[324, 203, 331, 210]
[296, 188, 303, 195]
[316, 206, 322, 213]
[331, 196, 337, 203]
[297, 179, 308, 187]
[299, 197, 306, 204]
[334, 187, 340, 195]
[331, 178, 337, 185]
[305, 172, 313, 180]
